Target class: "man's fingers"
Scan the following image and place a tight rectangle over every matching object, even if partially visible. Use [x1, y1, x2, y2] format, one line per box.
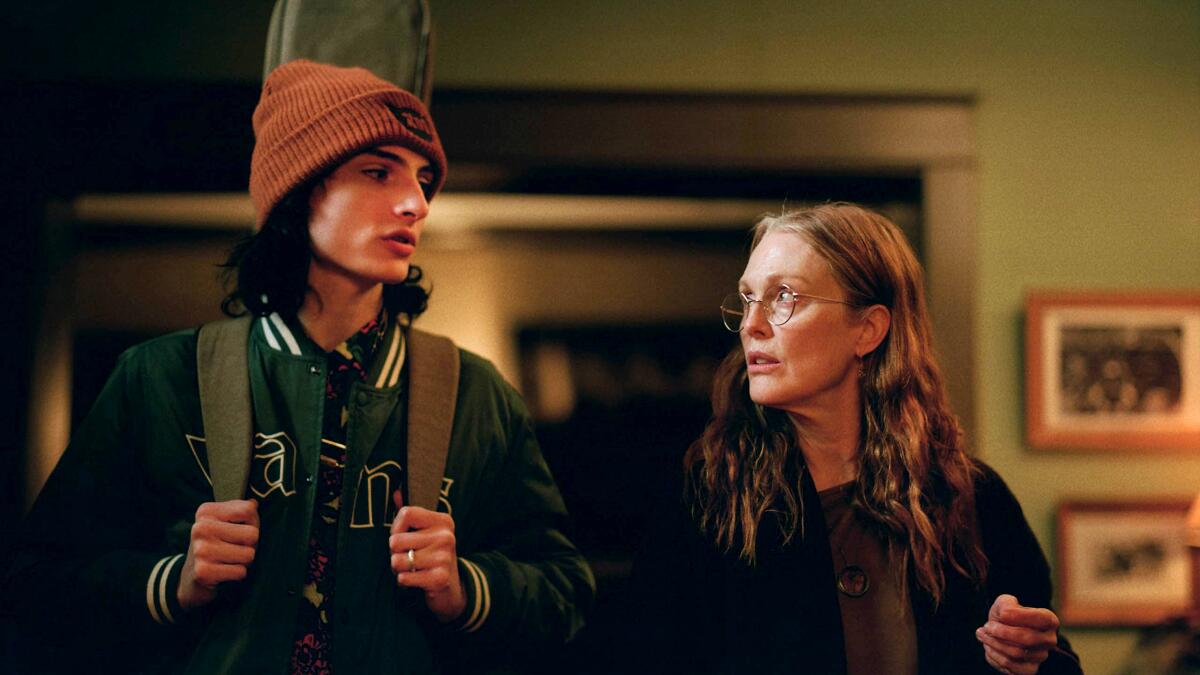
[395, 567, 454, 591]
[191, 559, 252, 586]
[178, 500, 260, 612]
[392, 504, 455, 533]
[192, 538, 257, 565]
[389, 537, 456, 575]
[386, 491, 465, 622]
[391, 490, 406, 533]
[389, 528, 455, 554]
[244, 499, 260, 528]
[192, 519, 260, 548]
[196, 498, 259, 525]
[390, 544, 455, 572]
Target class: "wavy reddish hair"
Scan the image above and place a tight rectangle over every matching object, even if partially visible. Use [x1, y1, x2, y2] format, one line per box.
[684, 202, 986, 603]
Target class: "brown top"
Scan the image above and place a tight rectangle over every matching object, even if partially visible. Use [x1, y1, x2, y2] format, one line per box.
[819, 481, 918, 675]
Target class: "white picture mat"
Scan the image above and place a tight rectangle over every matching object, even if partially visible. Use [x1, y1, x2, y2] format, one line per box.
[1065, 511, 1189, 607]
[1041, 307, 1200, 431]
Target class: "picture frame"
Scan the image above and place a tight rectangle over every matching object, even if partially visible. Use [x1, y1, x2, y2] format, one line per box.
[1056, 498, 1193, 626]
[1025, 290, 1200, 451]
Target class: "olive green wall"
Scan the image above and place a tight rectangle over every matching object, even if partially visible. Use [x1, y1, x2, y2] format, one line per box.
[427, 1, 1200, 671]
[11, 1, 1197, 670]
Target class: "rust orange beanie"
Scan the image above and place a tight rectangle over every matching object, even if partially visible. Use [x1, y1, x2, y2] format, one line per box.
[249, 59, 447, 228]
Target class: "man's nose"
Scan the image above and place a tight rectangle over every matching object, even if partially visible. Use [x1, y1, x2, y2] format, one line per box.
[392, 179, 429, 221]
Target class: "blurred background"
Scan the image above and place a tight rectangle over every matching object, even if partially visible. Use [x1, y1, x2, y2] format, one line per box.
[1, 2, 1197, 672]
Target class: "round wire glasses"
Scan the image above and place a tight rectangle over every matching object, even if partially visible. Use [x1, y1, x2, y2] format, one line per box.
[720, 285, 852, 332]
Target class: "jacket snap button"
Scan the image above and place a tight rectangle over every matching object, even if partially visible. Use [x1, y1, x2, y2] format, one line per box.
[305, 475, 314, 485]
[309, 365, 321, 376]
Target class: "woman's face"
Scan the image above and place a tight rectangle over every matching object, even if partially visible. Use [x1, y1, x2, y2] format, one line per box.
[738, 230, 866, 417]
[306, 145, 434, 290]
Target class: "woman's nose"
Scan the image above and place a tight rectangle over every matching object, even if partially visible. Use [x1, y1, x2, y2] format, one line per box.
[742, 301, 772, 337]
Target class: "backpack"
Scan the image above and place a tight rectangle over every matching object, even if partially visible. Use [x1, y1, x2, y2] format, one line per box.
[195, 316, 459, 509]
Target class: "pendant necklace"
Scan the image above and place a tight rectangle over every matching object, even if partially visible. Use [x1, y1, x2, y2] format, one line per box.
[812, 467, 870, 598]
[834, 538, 870, 598]
[837, 562, 870, 598]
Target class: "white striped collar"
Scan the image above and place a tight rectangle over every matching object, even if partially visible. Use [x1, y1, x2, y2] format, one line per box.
[372, 319, 407, 389]
[260, 312, 303, 356]
[257, 310, 406, 388]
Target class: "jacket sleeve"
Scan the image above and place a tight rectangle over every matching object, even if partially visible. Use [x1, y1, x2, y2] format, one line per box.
[975, 463, 1083, 675]
[442, 366, 596, 656]
[4, 344, 198, 668]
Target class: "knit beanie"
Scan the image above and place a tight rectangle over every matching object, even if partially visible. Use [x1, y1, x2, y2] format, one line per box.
[249, 59, 447, 228]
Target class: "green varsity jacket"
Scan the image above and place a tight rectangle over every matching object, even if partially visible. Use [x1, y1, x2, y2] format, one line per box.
[7, 314, 595, 673]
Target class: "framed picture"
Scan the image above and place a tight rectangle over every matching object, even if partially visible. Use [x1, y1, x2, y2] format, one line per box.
[1056, 499, 1193, 626]
[1025, 290, 1200, 451]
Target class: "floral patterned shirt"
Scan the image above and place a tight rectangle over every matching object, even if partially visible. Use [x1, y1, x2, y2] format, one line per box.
[290, 309, 392, 674]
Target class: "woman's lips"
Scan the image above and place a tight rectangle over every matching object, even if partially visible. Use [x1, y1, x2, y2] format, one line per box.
[745, 351, 780, 374]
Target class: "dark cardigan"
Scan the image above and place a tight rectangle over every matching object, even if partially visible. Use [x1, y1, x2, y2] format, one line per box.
[628, 461, 1082, 674]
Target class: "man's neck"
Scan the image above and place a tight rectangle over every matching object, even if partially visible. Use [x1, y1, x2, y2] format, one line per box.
[299, 267, 384, 352]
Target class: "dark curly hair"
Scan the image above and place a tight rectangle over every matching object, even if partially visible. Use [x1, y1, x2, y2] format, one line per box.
[220, 181, 431, 322]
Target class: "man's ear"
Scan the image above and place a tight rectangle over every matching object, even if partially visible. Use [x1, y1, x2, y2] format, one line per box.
[854, 305, 891, 358]
[308, 179, 327, 209]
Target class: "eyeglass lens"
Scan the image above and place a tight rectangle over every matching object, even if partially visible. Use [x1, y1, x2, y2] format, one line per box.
[720, 289, 796, 332]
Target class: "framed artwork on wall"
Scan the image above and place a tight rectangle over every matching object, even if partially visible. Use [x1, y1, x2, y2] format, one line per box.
[1056, 499, 1193, 626]
[1025, 290, 1200, 451]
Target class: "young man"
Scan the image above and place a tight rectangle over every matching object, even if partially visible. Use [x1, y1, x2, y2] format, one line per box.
[6, 60, 595, 674]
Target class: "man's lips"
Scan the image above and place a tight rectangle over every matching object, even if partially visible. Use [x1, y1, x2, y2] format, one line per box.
[382, 230, 417, 255]
[384, 229, 417, 246]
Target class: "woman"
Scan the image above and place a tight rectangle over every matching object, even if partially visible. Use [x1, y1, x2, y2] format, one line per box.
[6, 60, 593, 674]
[631, 203, 1080, 674]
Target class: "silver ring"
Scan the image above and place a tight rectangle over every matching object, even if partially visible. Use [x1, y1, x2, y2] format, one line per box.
[406, 548, 416, 573]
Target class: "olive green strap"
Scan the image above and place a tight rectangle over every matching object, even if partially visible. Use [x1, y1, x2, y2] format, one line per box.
[196, 316, 253, 502]
[405, 328, 460, 511]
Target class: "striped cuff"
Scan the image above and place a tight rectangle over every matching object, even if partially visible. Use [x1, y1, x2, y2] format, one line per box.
[146, 554, 186, 625]
[457, 558, 492, 633]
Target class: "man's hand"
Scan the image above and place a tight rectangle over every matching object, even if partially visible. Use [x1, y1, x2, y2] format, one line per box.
[177, 499, 260, 611]
[976, 594, 1060, 674]
[389, 490, 466, 623]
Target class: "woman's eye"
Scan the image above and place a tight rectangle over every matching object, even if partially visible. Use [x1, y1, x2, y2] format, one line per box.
[776, 289, 797, 303]
[363, 168, 389, 181]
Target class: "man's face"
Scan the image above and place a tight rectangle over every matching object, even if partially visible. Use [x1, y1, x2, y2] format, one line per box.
[306, 145, 434, 289]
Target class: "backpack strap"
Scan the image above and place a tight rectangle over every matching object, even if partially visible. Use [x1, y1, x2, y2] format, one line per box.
[196, 316, 254, 502]
[405, 328, 460, 511]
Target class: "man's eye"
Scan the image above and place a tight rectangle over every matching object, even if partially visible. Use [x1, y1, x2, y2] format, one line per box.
[363, 168, 388, 181]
